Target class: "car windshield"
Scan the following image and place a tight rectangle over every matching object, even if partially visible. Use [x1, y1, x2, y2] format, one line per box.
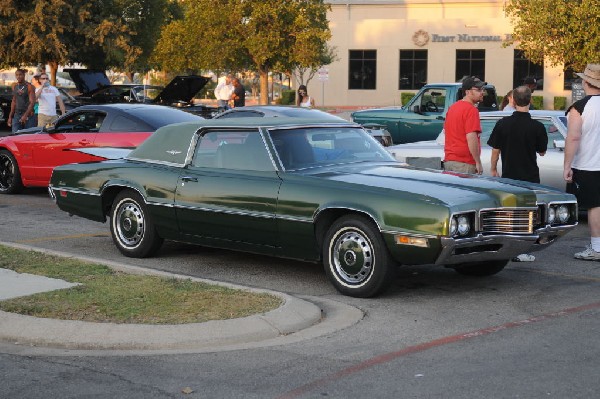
[132, 86, 163, 101]
[268, 127, 394, 170]
[127, 107, 202, 129]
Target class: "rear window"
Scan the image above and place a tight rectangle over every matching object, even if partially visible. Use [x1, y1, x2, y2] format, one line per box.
[127, 107, 202, 129]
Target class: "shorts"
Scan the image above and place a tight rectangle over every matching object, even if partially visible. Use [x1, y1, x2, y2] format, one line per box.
[572, 169, 600, 209]
[443, 160, 477, 174]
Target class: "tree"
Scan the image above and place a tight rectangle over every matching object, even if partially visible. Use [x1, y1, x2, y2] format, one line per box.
[504, 0, 600, 71]
[291, 43, 338, 87]
[152, 0, 332, 104]
[0, 0, 141, 85]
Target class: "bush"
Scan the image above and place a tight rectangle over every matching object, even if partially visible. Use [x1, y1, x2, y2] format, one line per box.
[280, 90, 296, 105]
[400, 92, 416, 106]
[532, 95, 543, 110]
[554, 96, 567, 110]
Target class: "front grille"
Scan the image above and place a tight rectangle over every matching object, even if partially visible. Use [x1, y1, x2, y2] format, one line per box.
[480, 209, 536, 235]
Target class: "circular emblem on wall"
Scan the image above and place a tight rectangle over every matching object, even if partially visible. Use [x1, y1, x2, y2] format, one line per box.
[412, 30, 430, 47]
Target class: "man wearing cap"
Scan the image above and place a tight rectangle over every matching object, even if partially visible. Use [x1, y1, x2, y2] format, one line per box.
[564, 63, 600, 261]
[443, 76, 485, 174]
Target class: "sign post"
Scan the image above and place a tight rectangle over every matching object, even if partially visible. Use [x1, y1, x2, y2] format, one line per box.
[317, 67, 329, 107]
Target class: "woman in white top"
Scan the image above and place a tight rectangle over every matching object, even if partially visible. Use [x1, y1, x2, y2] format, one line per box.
[297, 85, 315, 108]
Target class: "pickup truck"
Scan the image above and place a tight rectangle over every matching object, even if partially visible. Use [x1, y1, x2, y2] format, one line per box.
[351, 83, 498, 144]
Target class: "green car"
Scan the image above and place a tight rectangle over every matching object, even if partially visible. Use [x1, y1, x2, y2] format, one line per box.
[49, 117, 577, 298]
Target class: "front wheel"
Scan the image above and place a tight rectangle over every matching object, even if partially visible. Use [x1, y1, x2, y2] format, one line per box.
[323, 215, 396, 298]
[452, 260, 508, 276]
[110, 190, 163, 258]
[0, 150, 24, 194]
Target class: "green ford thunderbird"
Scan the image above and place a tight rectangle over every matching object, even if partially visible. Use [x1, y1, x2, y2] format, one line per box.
[49, 117, 578, 297]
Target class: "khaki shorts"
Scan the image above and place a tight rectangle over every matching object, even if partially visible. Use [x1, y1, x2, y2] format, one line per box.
[443, 160, 477, 174]
[38, 113, 58, 128]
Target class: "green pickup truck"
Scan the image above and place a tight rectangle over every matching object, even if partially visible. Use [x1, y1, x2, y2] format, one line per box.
[352, 83, 498, 144]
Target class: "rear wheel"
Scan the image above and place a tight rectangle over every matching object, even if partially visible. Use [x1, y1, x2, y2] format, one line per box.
[0, 150, 24, 194]
[323, 215, 396, 297]
[452, 260, 508, 276]
[110, 190, 163, 257]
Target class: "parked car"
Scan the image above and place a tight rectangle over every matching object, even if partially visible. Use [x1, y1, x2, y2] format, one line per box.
[215, 105, 393, 146]
[64, 69, 218, 118]
[0, 85, 12, 125]
[387, 110, 568, 192]
[49, 117, 577, 298]
[352, 82, 498, 144]
[0, 103, 202, 194]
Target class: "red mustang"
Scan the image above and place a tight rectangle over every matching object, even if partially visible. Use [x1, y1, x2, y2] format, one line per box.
[0, 103, 202, 194]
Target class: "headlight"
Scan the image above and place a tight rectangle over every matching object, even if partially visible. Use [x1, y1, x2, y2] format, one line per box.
[457, 215, 470, 235]
[557, 205, 570, 223]
[450, 217, 458, 236]
[547, 206, 556, 224]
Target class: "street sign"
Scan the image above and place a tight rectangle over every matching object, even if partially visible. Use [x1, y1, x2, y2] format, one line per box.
[317, 67, 329, 82]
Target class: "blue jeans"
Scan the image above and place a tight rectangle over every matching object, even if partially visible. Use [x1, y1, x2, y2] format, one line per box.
[11, 111, 36, 133]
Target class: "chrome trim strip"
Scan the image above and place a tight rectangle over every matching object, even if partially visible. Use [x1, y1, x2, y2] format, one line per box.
[49, 186, 101, 197]
[125, 157, 185, 168]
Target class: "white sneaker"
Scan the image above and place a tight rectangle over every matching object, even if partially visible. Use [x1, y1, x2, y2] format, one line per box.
[574, 245, 600, 261]
[512, 253, 535, 262]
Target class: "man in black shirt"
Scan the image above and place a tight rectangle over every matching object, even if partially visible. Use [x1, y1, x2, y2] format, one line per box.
[488, 85, 548, 183]
[487, 85, 547, 262]
[230, 78, 245, 108]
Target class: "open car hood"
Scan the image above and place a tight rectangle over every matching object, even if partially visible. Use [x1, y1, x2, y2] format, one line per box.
[63, 69, 111, 95]
[153, 75, 209, 104]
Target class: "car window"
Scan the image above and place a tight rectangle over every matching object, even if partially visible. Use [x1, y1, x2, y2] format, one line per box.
[415, 88, 447, 113]
[108, 115, 148, 132]
[216, 110, 264, 119]
[192, 130, 273, 171]
[53, 111, 106, 133]
[481, 118, 563, 150]
[269, 127, 395, 170]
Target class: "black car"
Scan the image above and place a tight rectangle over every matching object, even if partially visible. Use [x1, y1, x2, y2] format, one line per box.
[214, 105, 393, 146]
[64, 69, 218, 118]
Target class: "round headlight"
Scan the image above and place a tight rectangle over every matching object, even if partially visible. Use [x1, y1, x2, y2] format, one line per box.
[457, 215, 470, 236]
[557, 205, 570, 223]
[450, 217, 457, 236]
[547, 206, 556, 224]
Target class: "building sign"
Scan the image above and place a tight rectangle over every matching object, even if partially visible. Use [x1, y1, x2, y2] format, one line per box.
[571, 81, 585, 102]
[413, 31, 512, 46]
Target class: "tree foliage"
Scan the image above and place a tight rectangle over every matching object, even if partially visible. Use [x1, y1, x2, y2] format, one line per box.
[504, 0, 600, 70]
[152, 0, 332, 104]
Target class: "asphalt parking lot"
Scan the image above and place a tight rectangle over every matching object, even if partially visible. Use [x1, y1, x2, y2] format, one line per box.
[1, 187, 599, 398]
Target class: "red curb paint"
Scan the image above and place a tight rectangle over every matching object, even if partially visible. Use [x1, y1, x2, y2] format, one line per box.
[277, 301, 600, 399]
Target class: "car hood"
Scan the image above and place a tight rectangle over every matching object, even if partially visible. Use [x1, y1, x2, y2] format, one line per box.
[153, 75, 210, 104]
[309, 162, 546, 210]
[64, 69, 111, 95]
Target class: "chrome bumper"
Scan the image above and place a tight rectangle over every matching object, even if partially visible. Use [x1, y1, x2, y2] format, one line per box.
[435, 223, 577, 265]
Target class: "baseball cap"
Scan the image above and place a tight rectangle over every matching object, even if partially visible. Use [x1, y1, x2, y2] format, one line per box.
[461, 76, 485, 90]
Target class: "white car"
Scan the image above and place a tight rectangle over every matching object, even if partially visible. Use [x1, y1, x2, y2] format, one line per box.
[388, 110, 568, 191]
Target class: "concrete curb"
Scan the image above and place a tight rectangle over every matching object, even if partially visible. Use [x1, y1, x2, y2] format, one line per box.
[0, 242, 362, 352]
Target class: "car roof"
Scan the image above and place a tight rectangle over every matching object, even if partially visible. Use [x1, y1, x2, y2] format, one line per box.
[216, 105, 345, 120]
[128, 117, 357, 165]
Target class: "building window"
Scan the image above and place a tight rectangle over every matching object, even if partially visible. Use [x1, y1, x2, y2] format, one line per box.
[349, 50, 376, 90]
[513, 50, 544, 89]
[399, 50, 428, 90]
[563, 66, 578, 90]
[456, 50, 485, 82]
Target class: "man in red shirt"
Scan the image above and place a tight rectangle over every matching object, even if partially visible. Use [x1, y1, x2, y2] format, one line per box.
[443, 76, 485, 174]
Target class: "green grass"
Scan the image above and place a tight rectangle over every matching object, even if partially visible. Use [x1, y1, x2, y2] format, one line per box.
[0, 245, 282, 324]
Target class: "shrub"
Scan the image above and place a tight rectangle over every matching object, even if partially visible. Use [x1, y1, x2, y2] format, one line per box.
[280, 90, 296, 105]
[400, 92, 416, 106]
[554, 96, 567, 110]
[531, 95, 543, 110]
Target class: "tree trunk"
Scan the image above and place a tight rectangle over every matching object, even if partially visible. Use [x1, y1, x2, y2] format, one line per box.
[48, 61, 59, 87]
[259, 68, 269, 105]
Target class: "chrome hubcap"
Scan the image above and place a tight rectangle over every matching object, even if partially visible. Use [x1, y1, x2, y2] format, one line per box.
[332, 230, 373, 284]
[115, 201, 144, 247]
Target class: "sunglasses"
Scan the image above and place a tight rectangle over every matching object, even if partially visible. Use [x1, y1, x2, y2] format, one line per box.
[40, 77, 48, 80]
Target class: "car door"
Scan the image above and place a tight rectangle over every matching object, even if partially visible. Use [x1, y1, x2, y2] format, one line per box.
[400, 87, 449, 143]
[29, 110, 105, 183]
[175, 128, 282, 246]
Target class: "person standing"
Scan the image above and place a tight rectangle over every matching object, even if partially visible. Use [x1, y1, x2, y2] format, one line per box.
[35, 73, 65, 127]
[214, 74, 233, 112]
[230, 78, 245, 108]
[7, 69, 36, 133]
[500, 89, 515, 112]
[487, 85, 548, 263]
[563, 63, 600, 261]
[297, 85, 315, 108]
[443, 76, 485, 174]
[488, 86, 548, 183]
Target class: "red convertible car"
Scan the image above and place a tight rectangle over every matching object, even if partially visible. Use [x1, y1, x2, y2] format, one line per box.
[0, 103, 202, 194]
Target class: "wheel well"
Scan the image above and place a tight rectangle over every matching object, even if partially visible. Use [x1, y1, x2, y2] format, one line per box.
[314, 208, 380, 252]
[100, 186, 138, 218]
